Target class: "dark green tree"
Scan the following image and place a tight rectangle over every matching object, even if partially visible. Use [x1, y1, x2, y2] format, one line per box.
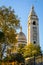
[3, 53, 25, 65]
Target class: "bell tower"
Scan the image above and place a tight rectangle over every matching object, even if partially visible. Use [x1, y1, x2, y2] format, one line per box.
[27, 6, 39, 45]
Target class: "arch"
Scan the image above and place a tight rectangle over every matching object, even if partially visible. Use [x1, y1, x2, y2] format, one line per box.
[34, 41, 36, 44]
[33, 21, 36, 25]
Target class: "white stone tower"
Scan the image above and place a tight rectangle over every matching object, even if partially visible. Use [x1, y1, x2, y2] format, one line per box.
[27, 6, 39, 45]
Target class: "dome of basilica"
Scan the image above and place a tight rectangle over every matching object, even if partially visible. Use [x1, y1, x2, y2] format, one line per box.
[17, 27, 27, 45]
[17, 32, 26, 43]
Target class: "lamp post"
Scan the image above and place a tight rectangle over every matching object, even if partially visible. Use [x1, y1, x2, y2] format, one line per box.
[32, 50, 36, 65]
[34, 54, 35, 65]
[40, 51, 42, 65]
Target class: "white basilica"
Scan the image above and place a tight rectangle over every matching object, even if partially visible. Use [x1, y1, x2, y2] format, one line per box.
[17, 6, 39, 46]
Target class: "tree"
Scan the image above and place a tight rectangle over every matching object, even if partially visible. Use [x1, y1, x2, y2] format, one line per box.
[23, 43, 41, 58]
[0, 6, 20, 59]
[17, 44, 25, 54]
[0, 6, 20, 44]
[0, 31, 6, 59]
[3, 53, 25, 65]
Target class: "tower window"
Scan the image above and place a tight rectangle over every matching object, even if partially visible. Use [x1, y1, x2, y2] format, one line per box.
[33, 21, 36, 25]
[34, 41, 36, 44]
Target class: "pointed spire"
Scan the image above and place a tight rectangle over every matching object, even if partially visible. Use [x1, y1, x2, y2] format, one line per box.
[30, 5, 36, 16]
[32, 5, 34, 11]
[28, 5, 38, 20]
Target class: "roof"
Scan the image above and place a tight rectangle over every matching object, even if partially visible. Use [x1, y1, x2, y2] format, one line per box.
[17, 32, 27, 43]
[28, 6, 38, 20]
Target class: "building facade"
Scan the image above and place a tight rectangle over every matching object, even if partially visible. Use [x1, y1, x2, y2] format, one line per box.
[16, 26, 27, 47]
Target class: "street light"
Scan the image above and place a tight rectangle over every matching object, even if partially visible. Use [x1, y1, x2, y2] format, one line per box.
[40, 51, 43, 65]
[34, 54, 35, 65]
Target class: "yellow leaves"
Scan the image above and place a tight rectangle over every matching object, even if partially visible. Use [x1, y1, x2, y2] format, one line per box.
[8, 12, 14, 19]
[6, 31, 17, 44]
[23, 43, 41, 58]
[0, 6, 20, 59]
[0, 6, 20, 44]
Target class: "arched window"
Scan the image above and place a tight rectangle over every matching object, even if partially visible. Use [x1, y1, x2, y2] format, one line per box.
[33, 21, 36, 25]
[34, 41, 36, 44]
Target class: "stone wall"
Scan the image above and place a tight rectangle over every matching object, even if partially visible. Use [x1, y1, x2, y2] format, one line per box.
[25, 55, 43, 65]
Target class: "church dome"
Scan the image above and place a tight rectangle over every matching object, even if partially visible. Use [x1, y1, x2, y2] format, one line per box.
[17, 32, 26, 42]
[17, 26, 27, 44]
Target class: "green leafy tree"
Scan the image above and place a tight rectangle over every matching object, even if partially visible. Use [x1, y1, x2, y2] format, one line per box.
[0, 6, 20, 59]
[3, 53, 25, 65]
[23, 43, 41, 58]
[0, 6, 20, 44]
[0, 31, 6, 59]
[17, 44, 25, 54]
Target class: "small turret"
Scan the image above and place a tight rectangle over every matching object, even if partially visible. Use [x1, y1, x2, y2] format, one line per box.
[28, 6, 38, 20]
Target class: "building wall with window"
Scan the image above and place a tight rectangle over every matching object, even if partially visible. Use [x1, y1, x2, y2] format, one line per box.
[27, 6, 39, 45]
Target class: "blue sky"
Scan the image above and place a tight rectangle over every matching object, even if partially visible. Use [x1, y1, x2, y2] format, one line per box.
[0, 0, 43, 51]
